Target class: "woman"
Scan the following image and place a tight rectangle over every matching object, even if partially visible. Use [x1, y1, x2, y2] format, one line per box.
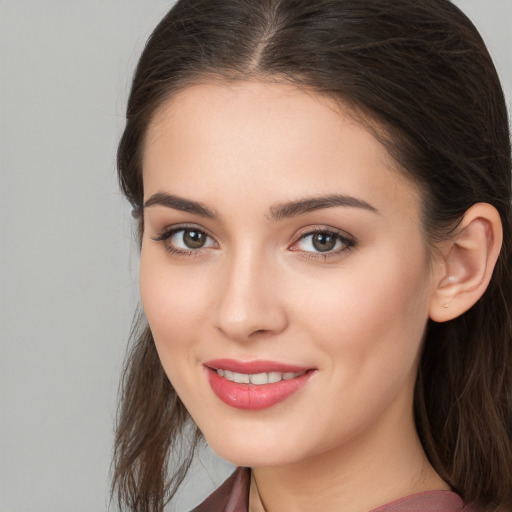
[112, 1, 512, 511]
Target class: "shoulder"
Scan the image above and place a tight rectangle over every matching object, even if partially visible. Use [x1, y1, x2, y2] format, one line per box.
[190, 467, 251, 512]
[370, 490, 482, 512]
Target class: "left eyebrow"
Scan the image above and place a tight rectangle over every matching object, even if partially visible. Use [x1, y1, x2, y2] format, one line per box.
[267, 194, 379, 221]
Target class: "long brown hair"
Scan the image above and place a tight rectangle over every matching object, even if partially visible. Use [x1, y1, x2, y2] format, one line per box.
[112, 1, 512, 510]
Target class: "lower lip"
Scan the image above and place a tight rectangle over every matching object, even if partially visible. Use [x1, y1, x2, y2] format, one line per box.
[206, 368, 314, 410]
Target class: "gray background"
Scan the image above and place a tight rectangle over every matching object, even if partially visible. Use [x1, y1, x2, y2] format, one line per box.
[0, 1, 510, 511]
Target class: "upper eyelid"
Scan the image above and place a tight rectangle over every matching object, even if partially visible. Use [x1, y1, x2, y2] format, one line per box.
[290, 226, 356, 254]
[152, 223, 215, 241]
[152, 226, 217, 255]
[293, 225, 354, 241]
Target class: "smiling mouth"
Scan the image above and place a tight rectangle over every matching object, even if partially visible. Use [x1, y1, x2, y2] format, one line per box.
[204, 359, 315, 410]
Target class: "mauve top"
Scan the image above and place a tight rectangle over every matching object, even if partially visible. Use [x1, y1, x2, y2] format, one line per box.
[191, 467, 478, 512]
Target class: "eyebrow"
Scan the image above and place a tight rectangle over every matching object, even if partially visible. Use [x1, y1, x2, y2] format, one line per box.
[268, 194, 378, 221]
[144, 192, 217, 218]
[143, 192, 378, 220]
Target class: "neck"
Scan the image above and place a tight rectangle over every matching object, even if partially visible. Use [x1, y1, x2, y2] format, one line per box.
[249, 407, 449, 512]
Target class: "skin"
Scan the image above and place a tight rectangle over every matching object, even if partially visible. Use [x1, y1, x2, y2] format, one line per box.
[140, 81, 451, 512]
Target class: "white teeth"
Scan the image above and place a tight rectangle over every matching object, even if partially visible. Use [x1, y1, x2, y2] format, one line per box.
[216, 369, 304, 385]
[268, 372, 282, 383]
[249, 372, 268, 385]
[233, 372, 250, 384]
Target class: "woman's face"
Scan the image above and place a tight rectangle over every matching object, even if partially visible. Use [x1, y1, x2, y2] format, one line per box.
[140, 81, 437, 468]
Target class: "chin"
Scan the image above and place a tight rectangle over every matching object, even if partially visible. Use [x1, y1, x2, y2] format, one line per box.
[209, 444, 288, 468]
[201, 427, 307, 469]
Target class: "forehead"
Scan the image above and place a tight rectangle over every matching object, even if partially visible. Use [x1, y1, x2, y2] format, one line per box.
[146, 80, 388, 159]
[142, 80, 422, 222]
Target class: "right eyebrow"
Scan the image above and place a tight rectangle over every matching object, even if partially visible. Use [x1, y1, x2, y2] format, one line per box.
[144, 192, 218, 219]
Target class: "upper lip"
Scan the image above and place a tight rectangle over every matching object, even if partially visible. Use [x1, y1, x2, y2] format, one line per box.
[204, 358, 313, 374]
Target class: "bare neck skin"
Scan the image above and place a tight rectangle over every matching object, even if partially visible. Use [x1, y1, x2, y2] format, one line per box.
[249, 389, 448, 512]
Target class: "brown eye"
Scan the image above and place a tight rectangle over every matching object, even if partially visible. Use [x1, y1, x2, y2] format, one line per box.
[153, 227, 216, 254]
[183, 229, 207, 249]
[292, 229, 355, 256]
[312, 233, 337, 252]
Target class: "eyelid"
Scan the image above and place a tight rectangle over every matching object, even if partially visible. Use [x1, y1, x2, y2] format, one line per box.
[152, 223, 214, 241]
[151, 223, 218, 255]
[289, 225, 356, 256]
[292, 225, 354, 243]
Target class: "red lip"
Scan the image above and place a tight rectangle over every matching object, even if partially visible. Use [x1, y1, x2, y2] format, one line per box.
[204, 359, 315, 411]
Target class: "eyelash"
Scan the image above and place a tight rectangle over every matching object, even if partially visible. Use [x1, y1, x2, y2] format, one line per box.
[152, 225, 216, 257]
[291, 227, 356, 261]
[151, 225, 356, 261]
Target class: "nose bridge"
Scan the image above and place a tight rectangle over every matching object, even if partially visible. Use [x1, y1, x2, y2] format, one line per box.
[214, 242, 287, 340]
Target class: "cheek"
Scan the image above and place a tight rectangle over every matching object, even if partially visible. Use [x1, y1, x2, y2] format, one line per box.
[138, 252, 219, 417]
[276, 250, 432, 454]
[296, 246, 431, 387]
[138, 249, 210, 366]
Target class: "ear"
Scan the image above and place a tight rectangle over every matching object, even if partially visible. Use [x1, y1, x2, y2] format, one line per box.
[429, 203, 503, 322]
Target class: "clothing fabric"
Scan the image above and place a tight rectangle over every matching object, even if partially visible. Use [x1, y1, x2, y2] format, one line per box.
[191, 467, 477, 512]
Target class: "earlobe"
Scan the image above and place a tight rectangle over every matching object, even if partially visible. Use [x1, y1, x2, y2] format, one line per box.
[429, 203, 503, 323]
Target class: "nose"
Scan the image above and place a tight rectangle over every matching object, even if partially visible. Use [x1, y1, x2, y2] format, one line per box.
[213, 247, 288, 342]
